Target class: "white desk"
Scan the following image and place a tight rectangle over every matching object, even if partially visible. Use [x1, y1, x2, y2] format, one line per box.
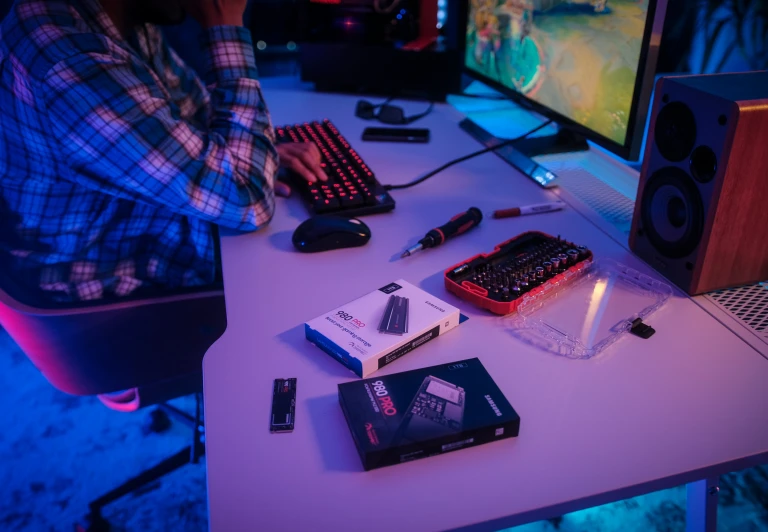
[202, 88, 768, 532]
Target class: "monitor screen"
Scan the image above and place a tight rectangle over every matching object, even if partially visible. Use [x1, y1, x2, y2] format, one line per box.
[465, 0, 659, 152]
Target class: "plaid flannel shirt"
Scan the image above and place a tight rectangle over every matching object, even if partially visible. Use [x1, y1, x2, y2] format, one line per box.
[0, 0, 278, 301]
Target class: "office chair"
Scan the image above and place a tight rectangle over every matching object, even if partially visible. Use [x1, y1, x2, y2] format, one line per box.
[0, 264, 226, 531]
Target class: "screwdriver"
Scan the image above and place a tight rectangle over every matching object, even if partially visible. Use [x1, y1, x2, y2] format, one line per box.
[401, 207, 484, 258]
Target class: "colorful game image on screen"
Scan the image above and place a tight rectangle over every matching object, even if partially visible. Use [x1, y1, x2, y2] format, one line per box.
[465, 0, 651, 146]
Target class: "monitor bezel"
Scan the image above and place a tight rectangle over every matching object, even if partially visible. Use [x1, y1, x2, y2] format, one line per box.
[462, 0, 668, 161]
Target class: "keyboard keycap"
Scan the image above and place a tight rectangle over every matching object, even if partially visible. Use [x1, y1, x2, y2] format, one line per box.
[344, 193, 364, 207]
[362, 190, 376, 205]
[314, 197, 340, 213]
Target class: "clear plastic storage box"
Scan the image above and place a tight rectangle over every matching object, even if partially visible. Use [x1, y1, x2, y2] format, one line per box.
[510, 259, 673, 359]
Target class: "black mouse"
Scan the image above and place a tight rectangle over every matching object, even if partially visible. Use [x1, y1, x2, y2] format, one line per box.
[292, 216, 371, 253]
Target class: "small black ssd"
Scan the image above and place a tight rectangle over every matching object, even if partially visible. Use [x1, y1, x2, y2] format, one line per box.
[362, 127, 430, 143]
[270, 378, 296, 433]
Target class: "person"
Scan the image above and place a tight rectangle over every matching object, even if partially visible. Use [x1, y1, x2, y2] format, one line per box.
[0, 0, 325, 303]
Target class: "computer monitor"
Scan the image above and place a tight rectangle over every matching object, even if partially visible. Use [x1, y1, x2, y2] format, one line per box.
[464, 0, 667, 161]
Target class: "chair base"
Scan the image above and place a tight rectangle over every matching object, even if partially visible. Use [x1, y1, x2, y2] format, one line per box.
[75, 394, 204, 531]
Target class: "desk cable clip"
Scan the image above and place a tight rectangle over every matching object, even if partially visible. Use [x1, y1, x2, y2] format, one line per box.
[630, 318, 656, 339]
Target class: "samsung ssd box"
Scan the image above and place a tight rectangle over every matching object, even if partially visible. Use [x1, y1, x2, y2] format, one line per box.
[338, 358, 520, 470]
[305, 280, 463, 377]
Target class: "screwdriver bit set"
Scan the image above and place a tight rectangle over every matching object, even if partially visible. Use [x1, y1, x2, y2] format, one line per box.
[444, 231, 593, 315]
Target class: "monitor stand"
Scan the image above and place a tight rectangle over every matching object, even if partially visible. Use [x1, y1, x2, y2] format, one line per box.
[459, 117, 588, 158]
[511, 127, 589, 157]
[458, 118, 567, 188]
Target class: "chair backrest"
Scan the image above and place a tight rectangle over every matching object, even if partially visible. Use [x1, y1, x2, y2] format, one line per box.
[0, 272, 227, 396]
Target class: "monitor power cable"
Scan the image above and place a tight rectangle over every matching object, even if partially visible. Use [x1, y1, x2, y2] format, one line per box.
[383, 119, 554, 191]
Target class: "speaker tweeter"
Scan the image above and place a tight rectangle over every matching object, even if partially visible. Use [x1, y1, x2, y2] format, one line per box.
[690, 146, 717, 183]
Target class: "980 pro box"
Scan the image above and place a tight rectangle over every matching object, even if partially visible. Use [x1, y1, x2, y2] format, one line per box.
[305, 280, 463, 377]
[338, 358, 520, 470]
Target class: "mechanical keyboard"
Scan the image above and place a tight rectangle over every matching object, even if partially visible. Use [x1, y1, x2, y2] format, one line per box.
[275, 119, 396, 217]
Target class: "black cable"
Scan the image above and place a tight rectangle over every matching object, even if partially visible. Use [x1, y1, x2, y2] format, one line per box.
[375, 96, 395, 108]
[357, 97, 434, 125]
[383, 119, 554, 191]
[404, 101, 435, 124]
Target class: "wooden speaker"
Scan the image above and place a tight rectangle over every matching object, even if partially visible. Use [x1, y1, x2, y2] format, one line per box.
[629, 71, 768, 295]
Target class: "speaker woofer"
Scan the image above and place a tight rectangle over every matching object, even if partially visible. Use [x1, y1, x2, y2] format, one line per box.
[654, 102, 697, 162]
[640, 167, 704, 259]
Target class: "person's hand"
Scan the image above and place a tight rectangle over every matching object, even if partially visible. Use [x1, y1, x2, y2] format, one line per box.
[182, 0, 248, 28]
[274, 143, 327, 197]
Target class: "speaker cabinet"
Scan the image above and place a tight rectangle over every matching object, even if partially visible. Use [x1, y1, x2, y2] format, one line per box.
[630, 71, 768, 295]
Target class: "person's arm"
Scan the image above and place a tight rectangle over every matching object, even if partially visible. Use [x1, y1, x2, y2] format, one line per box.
[41, 26, 277, 232]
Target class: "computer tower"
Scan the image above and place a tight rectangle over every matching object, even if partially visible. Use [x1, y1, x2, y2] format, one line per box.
[629, 72, 768, 295]
[249, 0, 301, 46]
[300, 0, 422, 45]
[297, 0, 466, 100]
[247, 0, 302, 76]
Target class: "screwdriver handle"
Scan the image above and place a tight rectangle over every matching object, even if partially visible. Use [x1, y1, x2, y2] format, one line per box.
[425, 207, 483, 247]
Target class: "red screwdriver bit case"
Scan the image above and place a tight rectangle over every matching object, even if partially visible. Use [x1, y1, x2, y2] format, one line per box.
[444, 231, 593, 316]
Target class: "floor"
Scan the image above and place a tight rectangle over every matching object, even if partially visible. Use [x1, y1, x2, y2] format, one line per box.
[1, 325, 767, 531]
[0, 328, 206, 531]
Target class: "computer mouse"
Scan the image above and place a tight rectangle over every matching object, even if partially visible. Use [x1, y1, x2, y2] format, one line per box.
[292, 216, 371, 253]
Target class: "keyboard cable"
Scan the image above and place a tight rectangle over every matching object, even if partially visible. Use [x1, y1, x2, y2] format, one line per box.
[383, 119, 554, 191]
